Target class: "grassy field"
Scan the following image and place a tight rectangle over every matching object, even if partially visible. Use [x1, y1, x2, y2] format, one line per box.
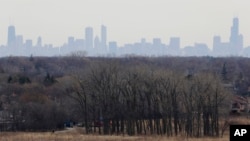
[1, 115, 248, 141]
[0, 133, 230, 141]
[0, 127, 230, 141]
[2, 116, 248, 141]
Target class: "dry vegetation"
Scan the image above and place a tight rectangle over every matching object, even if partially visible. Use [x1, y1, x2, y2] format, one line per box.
[0, 56, 250, 140]
[0, 128, 230, 141]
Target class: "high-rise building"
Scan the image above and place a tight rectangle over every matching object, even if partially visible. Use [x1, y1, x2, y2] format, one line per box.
[213, 36, 221, 50]
[169, 37, 180, 49]
[15, 35, 24, 56]
[37, 36, 42, 47]
[153, 38, 161, 46]
[230, 17, 239, 44]
[101, 25, 107, 48]
[230, 17, 243, 53]
[74, 39, 84, 48]
[85, 27, 93, 49]
[109, 41, 117, 55]
[94, 36, 100, 49]
[7, 25, 16, 47]
[16, 35, 23, 47]
[25, 39, 33, 48]
[68, 36, 75, 47]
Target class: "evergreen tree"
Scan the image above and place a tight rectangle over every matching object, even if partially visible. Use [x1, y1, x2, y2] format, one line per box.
[221, 62, 227, 82]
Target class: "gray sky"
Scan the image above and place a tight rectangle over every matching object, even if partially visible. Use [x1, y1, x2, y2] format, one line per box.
[0, 0, 250, 48]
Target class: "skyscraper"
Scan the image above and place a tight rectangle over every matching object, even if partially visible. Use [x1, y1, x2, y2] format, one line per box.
[85, 27, 93, 49]
[101, 25, 107, 48]
[230, 17, 243, 53]
[230, 17, 239, 45]
[37, 36, 42, 47]
[7, 25, 16, 47]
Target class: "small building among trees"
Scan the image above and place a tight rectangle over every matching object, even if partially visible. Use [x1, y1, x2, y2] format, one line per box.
[231, 95, 250, 114]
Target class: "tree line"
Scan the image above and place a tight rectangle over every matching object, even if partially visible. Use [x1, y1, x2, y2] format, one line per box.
[68, 61, 231, 137]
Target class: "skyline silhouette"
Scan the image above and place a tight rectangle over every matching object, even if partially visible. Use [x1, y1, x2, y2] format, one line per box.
[1, 17, 250, 57]
[1, 1, 250, 48]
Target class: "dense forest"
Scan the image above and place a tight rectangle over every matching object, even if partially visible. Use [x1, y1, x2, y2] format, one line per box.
[0, 56, 249, 137]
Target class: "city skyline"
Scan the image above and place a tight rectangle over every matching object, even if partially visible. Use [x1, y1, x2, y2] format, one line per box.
[0, 0, 250, 48]
[1, 17, 250, 57]
[0, 17, 249, 48]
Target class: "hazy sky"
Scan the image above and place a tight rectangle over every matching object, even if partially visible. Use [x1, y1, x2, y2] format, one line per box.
[0, 0, 250, 48]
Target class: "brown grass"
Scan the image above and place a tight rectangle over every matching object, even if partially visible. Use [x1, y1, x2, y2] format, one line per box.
[0, 133, 230, 141]
[3, 116, 249, 141]
[0, 127, 230, 141]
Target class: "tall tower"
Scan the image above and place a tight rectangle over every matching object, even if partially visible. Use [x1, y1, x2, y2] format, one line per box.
[229, 17, 243, 54]
[85, 27, 93, 49]
[101, 25, 107, 48]
[7, 25, 16, 47]
[230, 17, 239, 45]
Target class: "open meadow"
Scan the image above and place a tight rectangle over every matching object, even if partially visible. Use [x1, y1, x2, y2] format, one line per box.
[0, 132, 230, 141]
[0, 127, 230, 141]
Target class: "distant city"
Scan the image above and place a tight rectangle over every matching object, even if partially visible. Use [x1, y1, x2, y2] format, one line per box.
[1, 17, 250, 57]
